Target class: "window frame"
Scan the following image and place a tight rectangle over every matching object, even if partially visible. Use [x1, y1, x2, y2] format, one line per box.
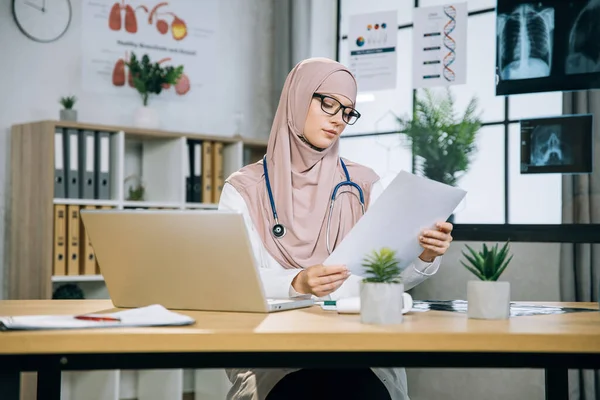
[335, 0, 600, 243]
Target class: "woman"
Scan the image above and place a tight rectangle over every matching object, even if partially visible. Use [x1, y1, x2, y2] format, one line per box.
[218, 57, 453, 400]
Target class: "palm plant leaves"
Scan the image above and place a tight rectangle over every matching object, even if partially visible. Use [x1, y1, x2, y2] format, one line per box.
[461, 241, 512, 281]
[362, 248, 402, 284]
[396, 88, 482, 186]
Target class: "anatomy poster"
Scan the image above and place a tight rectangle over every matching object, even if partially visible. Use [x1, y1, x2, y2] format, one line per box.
[412, 3, 467, 88]
[348, 11, 398, 91]
[81, 0, 218, 101]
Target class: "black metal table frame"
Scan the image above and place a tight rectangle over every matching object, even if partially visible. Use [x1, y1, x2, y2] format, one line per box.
[1, 351, 598, 400]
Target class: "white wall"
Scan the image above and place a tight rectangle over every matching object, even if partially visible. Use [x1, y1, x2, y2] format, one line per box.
[0, 0, 276, 299]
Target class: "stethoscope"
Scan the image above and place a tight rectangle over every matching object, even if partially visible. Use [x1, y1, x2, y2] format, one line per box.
[263, 155, 365, 254]
[262, 155, 437, 276]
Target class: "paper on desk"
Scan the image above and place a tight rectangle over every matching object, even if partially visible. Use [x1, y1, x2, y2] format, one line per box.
[324, 171, 466, 276]
[0, 304, 195, 331]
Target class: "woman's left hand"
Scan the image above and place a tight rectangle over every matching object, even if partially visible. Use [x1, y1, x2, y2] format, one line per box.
[418, 221, 453, 262]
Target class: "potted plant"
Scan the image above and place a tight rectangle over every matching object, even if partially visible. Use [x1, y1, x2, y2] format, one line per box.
[124, 174, 146, 201]
[125, 52, 184, 128]
[396, 88, 482, 222]
[461, 241, 513, 319]
[360, 247, 412, 325]
[59, 95, 77, 121]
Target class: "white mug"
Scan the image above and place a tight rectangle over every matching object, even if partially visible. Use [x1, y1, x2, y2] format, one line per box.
[336, 293, 413, 314]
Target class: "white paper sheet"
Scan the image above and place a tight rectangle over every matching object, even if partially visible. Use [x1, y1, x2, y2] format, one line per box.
[348, 10, 398, 91]
[324, 170, 466, 276]
[0, 305, 195, 331]
[412, 2, 468, 88]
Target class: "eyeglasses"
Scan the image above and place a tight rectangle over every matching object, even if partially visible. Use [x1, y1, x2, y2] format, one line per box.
[312, 93, 361, 125]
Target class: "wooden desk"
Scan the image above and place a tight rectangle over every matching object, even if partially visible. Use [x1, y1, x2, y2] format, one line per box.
[1, 300, 599, 400]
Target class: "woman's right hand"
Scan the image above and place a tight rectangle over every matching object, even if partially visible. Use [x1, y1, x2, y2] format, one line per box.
[291, 264, 351, 297]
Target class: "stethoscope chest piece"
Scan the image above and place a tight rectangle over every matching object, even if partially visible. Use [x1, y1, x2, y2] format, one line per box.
[272, 223, 286, 238]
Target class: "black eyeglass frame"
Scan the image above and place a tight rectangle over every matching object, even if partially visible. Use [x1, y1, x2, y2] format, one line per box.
[312, 93, 361, 125]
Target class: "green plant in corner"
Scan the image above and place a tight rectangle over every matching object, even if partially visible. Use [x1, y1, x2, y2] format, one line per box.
[59, 95, 77, 110]
[396, 88, 482, 186]
[461, 241, 513, 281]
[125, 52, 184, 106]
[362, 247, 402, 284]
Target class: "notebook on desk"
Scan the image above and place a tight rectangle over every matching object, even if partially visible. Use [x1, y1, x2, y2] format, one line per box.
[0, 305, 195, 331]
[79, 209, 314, 313]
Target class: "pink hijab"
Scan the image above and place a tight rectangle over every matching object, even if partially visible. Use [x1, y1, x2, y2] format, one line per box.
[227, 58, 379, 269]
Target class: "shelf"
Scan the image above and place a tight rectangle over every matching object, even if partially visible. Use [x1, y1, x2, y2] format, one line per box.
[52, 274, 104, 282]
[8, 119, 266, 302]
[122, 201, 182, 209]
[53, 198, 120, 207]
[185, 203, 218, 209]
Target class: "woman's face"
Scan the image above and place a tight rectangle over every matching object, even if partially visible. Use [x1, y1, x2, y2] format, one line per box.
[302, 93, 356, 150]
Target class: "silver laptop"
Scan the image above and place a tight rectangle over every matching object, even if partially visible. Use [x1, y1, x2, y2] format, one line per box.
[79, 209, 314, 313]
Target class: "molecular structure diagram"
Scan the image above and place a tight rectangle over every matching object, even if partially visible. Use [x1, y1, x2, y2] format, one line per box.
[443, 5, 457, 82]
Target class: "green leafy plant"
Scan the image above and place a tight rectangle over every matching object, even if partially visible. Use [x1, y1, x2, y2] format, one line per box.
[396, 88, 482, 186]
[59, 95, 77, 110]
[362, 247, 402, 284]
[125, 174, 145, 201]
[461, 241, 513, 281]
[125, 52, 184, 106]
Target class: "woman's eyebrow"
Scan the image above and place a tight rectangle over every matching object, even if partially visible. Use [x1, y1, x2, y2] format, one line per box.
[323, 93, 354, 108]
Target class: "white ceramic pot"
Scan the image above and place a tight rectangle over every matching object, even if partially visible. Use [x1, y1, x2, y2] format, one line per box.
[133, 106, 160, 129]
[359, 282, 413, 325]
[467, 280, 511, 320]
[60, 109, 77, 121]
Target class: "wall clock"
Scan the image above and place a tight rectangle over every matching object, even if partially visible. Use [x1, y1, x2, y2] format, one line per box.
[12, 0, 72, 43]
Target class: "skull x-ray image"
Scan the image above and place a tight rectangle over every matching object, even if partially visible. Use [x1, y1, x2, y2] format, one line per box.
[497, 4, 555, 80]
[529, 125, 572, 166]
[566, 0, 600, 74]
[520, 114, 593, 174]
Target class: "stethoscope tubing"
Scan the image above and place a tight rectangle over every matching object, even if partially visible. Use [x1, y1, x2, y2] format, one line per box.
[263, 155, 365, 253]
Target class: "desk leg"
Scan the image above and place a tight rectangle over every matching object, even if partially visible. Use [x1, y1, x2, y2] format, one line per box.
[37, 369, 61, 400]
[0, 371, 20, 400]
[545, 368, 568, 400]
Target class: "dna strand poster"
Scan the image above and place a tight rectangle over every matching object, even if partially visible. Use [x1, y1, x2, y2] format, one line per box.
[348, 11, 398, 91]
[80, 0, 218, 101]
[412, 3, 467, 88]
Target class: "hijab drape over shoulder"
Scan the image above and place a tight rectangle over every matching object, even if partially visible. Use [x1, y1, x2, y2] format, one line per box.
[226, 58, 379, 269]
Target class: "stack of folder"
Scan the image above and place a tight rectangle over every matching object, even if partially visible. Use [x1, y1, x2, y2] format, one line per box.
[185, 139, 224, 204]
[54, 128, 112, 200]
[53, 205, 112, 276]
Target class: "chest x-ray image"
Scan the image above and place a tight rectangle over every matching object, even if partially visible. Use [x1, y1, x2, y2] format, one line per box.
[566, 0, 600, 74]
[529, 125, 572, 166]
[497, 3, 555, 80]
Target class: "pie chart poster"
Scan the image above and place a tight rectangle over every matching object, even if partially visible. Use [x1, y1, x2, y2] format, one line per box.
[348, 11, 398, 92]
[81, 0, 218, 102]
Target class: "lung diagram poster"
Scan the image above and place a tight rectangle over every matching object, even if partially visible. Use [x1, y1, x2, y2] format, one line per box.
[412, 3, 467, 88]
[81, 0, 218, 101]
[348, 11, 398, 92]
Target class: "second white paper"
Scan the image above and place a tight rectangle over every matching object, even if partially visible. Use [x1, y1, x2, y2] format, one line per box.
[324, 171, 467, 276]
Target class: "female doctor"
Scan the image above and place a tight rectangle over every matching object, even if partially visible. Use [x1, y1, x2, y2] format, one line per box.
[218, 58, 454, 400]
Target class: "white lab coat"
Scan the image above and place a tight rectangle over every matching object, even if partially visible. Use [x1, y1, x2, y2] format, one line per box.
[218, 180, 441, 400]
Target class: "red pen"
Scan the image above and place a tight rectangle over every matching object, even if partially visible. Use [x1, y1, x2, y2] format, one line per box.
[74, 315, 121, 322]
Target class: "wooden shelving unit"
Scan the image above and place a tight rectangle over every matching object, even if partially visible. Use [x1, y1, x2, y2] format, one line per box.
[6, 120, 267, 300]
[6, 120, 265, 399]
